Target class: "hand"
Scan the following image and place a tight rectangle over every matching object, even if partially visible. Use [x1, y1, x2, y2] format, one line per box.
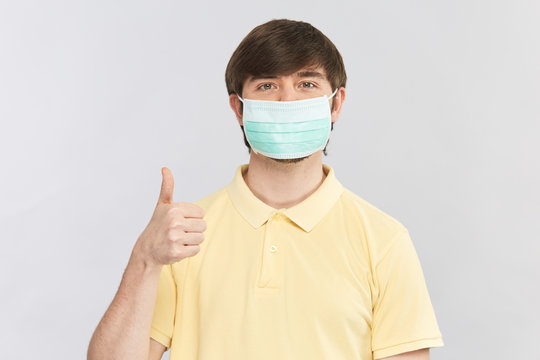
[134, 167, 206, 267]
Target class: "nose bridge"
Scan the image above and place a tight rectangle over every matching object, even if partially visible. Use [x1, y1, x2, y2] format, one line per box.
[279, 76, 296, 101]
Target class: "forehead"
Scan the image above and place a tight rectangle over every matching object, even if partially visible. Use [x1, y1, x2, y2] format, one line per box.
[245, 65, 329, 82]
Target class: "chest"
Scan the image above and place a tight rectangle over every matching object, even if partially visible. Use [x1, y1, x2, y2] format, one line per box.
[188, 216, 375, 336]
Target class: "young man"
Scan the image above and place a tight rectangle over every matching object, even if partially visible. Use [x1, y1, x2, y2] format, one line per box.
[88, 19, 444, 360]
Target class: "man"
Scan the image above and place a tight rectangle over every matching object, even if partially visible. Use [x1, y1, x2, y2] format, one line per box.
[88, 19, 444, 360]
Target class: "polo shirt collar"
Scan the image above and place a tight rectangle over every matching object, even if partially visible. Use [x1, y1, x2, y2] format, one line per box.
[226, 163, 344, 233]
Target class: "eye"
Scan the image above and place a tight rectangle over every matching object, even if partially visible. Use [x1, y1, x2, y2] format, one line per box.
[300, 82, 316, 88]
[258, 83, 274, 91]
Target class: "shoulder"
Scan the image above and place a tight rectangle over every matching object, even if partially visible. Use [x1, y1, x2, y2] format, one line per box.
[193, 186, 229, 212]
[339, 187, 409, 261]
[191, 185, 240, 226]
[339, 187, 407, 233]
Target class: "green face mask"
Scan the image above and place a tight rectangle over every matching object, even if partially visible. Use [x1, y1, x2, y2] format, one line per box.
[237, 89, 338, 159]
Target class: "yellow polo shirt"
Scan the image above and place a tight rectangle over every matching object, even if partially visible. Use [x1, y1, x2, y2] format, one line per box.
[150, 163, 444, 359]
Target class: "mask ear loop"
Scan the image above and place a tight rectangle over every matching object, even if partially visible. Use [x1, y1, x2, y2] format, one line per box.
[237, 94, 244, 103]
[328, 88, 339, 113]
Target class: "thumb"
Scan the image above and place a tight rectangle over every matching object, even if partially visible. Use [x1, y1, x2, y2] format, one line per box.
[158, 167, 174, 204]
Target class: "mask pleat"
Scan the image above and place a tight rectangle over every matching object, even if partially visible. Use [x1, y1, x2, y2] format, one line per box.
[241, 92, 334, 159]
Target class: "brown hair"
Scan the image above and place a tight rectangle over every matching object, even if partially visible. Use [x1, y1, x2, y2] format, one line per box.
[225, 19, 347, 155]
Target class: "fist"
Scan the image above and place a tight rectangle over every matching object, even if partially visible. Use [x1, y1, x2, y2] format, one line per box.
[135, 167, 206, 266]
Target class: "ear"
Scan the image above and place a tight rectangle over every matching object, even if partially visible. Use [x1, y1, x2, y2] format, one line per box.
[229, 94, 243, 126]
[330, 87, 346, 125]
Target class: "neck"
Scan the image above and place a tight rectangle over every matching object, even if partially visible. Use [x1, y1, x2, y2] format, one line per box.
[242, 151, 327, 209]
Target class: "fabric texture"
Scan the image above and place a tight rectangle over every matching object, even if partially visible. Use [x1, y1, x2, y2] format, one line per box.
[239, 90, 336, 159]
[150, 163, 444, 359]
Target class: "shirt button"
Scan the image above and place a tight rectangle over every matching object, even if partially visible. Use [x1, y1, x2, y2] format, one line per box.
[270, 244, 278, 253]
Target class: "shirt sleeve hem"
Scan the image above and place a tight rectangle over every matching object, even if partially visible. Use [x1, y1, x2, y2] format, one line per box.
[373, 337, 444, 359]
[150, 326, 172, 349]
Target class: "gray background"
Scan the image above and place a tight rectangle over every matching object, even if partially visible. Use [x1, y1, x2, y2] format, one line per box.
[1, 1, 538, 359]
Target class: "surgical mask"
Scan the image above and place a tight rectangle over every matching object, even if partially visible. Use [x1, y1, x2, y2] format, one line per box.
[237, 88, 338, 159]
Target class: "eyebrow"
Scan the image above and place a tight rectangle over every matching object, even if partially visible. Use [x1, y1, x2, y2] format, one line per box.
[248, 74, 278, 81]
[248, 70, 327, 82]
[295, 71, 326, 79]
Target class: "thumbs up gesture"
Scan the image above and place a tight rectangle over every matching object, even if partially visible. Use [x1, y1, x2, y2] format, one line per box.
[133, 167, 206, 266]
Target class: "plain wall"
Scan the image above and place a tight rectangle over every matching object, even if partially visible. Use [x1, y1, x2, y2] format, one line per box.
[1, 1, 538, 359]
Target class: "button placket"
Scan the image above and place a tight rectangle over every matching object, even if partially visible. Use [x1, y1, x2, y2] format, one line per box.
[257, 211, 283, 289]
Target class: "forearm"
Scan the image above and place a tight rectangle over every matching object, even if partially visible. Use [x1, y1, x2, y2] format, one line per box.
[87, 166, 205, 359]
[88, 247, 162, 360]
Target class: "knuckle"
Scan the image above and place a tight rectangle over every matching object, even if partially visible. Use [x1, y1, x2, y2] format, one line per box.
[166, 207, 179, 217]
[167, 219, 176, 229]
[166, 217, 177, 228]
[166, 229, 177, 242]
[169, 246, 183, 260]
[170, 218, 186, 230]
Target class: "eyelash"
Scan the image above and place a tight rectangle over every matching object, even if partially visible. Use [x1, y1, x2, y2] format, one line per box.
[258, 83, 274, 91]
[257, 82, 317, 91]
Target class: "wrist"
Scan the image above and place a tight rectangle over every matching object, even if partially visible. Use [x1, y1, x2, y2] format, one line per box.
[129, 240, 162, 276]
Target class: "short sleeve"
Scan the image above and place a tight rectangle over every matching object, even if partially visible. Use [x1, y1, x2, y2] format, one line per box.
[371, 229, 444, 359]
[150, 264, 177, 349]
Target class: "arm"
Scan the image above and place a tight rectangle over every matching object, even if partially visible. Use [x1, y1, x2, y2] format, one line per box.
[149, 338, 167, 360]
[87, 167, 205, 360]
[379, 348, 430, 360]
[87, 251, 164, 360]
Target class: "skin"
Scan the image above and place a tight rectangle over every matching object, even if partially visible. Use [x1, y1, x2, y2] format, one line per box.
[88, 64, 430, 360]
[378, 348, 430, 359]
[229, 65, 431, 360]
[87, 167, 206, 360]
[228, 65, 346, 209]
